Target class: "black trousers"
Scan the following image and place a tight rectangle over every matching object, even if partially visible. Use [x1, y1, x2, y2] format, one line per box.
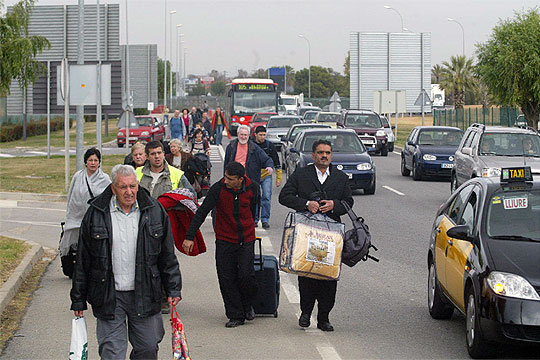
[298, 276, 337, 323]
[215, 240, 258, 320]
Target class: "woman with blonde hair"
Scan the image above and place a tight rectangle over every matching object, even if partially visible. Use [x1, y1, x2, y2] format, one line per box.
[123, 141, 148, 168]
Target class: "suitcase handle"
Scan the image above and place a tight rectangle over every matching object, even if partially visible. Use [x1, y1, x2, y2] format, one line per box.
[254, 237, 263, 271]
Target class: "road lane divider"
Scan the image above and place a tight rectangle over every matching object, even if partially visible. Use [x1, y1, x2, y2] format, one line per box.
[383, 185, 405, 196]
[393, 151, 401, 155]
[317, 346, 343, 360]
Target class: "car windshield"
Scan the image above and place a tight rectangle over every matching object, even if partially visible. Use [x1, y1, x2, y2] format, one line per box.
[417, 130, 463, 146]
[487, 189, 540, 240]
[267, 117, 300, 128]
[304, 112, 318, 120]
[318, 114, 341, 122]
[479, 133, 540, 157]
[301, 133, 366, 153]
[299, 107, 321, 116]
[281, 98, 296, 105]
[290, 126, 327, 141]
[254, 114, 273, 122]
[137, 117, 153, 127]
[344, 113, 382, 128]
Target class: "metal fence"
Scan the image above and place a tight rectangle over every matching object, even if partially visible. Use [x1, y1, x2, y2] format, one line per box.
[433, 107, 521, 130]
[305, 97, 350, 110]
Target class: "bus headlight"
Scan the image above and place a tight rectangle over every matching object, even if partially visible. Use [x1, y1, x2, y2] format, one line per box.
[487, 272, 540, 300]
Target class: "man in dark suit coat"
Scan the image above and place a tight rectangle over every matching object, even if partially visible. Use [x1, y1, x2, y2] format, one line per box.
[279, 139, 353, 332]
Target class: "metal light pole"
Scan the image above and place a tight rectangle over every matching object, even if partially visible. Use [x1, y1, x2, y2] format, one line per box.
[183, 48, 187, 96]
[175, 24, 183, 105]
[96, 0, 102, 153]
[298, 34, 311, 99]
[163, 0, 167, 111]
[384, 5, 404, 31]
[76, 0, 85, 171]
[447, 17, 465, 56]
[125, 0, 131, 154]
[168, 10, 176, 108]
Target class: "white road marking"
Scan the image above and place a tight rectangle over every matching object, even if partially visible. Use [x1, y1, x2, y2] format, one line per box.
[393, 151, 401, 155]
[0, 202, 66, 212]
[317, 346, 343, 360]
[383, 185, 405, 196]
[27, 151, 47, 155]
[216, 144, 225, 160]
[281, 275, 300, 304]
[0, 153, 15, 158]
[1, 219, 61, 227]
[0, 200, 19, 208]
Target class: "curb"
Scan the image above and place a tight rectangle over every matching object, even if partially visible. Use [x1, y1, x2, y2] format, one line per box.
[0, 192, 67, 202]
[0, 240, 44, 315]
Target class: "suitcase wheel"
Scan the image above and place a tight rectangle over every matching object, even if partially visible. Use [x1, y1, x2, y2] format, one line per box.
[274, 311, 278, 318]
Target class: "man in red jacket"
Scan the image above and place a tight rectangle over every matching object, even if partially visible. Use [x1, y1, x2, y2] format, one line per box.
[184, 161, 259, 328]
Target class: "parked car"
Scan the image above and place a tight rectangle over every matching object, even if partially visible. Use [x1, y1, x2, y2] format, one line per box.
[313, 112, 342, 128]
[302, 110, 320, 123]
[451, 123, 540, 192]
[298, 105, 322, 118]
[265, 116, 302, 151]
[401, 126, 463, 181]
[281, 123, 331, 170]
[284, 128, 376, 194]
[338, 110, 390, 156]
[117, 115, 165, 147]
[285, 109, 299, 116]
[277, 104, 287, 115]
[427, 169, 540, 358]
[249, 112, 277, 135]
[379, 115, 395, 152]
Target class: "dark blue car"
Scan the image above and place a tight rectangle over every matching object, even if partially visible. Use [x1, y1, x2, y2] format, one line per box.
[401, 126, 463, 181]
[284, 128, 376, 194]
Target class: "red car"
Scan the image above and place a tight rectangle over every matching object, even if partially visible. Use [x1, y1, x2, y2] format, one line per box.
[249, 112, 277, 135]
[117, 115, 165, 147]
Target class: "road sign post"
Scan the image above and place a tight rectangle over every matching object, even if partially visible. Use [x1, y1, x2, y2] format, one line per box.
[415, 89, 432, 126]
[60, 58, 70, 192]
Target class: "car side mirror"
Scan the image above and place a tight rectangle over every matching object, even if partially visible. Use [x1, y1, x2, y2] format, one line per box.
[446, 225, 472, 242]
[227, 89, 232, 97]
[462, 147, 473, 156]
[290, 147, 298, 153]
[407, 141, 414, 146]
[391, 125, 396, 130]
[337, 122, 343, 128]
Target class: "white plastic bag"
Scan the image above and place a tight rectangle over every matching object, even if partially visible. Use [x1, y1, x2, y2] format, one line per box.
[69, 316, 88, 360]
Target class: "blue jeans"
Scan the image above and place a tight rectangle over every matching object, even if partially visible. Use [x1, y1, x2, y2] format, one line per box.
[215, 124, 224, 145]
[256, 175, 272, 223]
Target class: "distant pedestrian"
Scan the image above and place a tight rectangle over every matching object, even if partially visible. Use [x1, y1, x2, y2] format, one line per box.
[182, 108, 194, 136]
[212, 106, 229, 145]
[191, 106, 202, 122]
[224, 125, 274, 186]
[170, 109, 187, 142]
[60, 148, 110, 277]
[253, 126, 282, 229]
[201, 111, 215, 143]
[183, 161, 259, 328]
[70, 164, 182, 360]
[203, 100, 209, 113]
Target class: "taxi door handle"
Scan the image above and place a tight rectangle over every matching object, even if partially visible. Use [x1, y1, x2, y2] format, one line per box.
[448, 239, 453, 246]
[436, 228, 441, 233]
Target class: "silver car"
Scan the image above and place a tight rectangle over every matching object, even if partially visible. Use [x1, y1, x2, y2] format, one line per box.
[380, 115, 395, 152]
[451, 124, 540, 192]
[265, 116, 302, 151]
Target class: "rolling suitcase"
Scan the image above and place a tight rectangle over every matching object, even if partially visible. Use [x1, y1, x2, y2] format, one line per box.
[253, 237, 280, 317]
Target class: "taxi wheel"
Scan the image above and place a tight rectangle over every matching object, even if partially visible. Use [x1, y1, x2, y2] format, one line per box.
[428, 262, 454, 319]
[401, 157, 410, 176]
[466, 289, 494, 358]
[412, 160, 422, 181]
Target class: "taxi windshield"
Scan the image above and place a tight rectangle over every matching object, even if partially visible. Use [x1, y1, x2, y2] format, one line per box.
[486, 189, 540, 240]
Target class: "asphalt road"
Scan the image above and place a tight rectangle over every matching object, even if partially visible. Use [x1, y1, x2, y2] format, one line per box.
[1, 141, 538, 359]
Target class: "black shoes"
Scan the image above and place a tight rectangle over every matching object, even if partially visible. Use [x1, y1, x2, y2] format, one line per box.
[262, 222, 270, 229]
[299, 314, 310, 328]
[245, 307, 255, 321]
[317, 321, 334, 332]
[225, 319, 245, 328]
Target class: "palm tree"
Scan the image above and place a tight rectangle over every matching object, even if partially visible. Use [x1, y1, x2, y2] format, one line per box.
[431, 64, 444, 83]
[439, 55, 476, 109]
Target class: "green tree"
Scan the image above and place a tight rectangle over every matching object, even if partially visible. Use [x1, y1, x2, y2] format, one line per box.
[439, 55, 476, 109]
[250, 68, 268, 78]
[188, 84, 206, 96]
[431, 64, 444, 83]
[0, 0, 50, 97]
[210, 80, 226, 96]
[157, 58, 176, 102]
[476, 8, 540, 129]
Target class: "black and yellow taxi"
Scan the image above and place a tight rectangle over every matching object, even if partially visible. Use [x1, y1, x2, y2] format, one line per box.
[427, 166, 540, 358]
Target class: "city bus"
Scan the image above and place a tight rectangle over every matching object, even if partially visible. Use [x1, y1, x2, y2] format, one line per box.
[226, 78, 279, 135]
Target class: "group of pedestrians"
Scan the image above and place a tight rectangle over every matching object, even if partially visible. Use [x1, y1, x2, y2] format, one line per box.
[65, 107, 353, 358]
[169, 105, 228, 146]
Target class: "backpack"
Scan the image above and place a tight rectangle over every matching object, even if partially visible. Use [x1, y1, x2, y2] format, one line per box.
[341, 201, 379, 266]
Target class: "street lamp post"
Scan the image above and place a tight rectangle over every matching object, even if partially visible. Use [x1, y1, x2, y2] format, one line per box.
[384, 5, 404, 32]
[163, 1, 167, 111]
[175, 26, 183, 101]
[447, 17, 465, 56]
[298, 34, 311, 99]
[168, 10, 176, 108]
[125, 0, 131, 154]
[183, 48, 187, 96]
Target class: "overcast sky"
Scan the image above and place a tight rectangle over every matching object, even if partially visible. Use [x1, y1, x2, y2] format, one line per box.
[4, 0, 538, 77]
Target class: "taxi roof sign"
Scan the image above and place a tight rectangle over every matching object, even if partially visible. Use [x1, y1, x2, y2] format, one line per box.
[500, 167, 533, 183]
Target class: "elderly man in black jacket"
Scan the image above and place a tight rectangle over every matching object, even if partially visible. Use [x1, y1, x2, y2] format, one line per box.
[71, 164, 182, 360]
[279, 139, 353, 332]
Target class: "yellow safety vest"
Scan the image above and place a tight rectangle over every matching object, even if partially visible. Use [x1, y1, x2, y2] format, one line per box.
[136, 164, 184, 190]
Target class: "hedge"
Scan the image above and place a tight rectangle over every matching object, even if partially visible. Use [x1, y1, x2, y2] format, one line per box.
[0, 117, 73, 142]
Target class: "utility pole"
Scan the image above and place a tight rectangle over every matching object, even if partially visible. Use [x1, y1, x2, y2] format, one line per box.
[76, 0, 85, 171]
[163, 0, 167, 111]
[96, 0, 102, 153]
[125, 0, 131, 154]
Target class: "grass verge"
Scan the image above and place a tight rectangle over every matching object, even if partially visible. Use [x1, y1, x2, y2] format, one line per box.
[0, 237, 31, 286]
[0, 121, 119, 149]
[0, 154, 126, 194]
[0, 249, 55, 355]
[393, 114, 434, 148]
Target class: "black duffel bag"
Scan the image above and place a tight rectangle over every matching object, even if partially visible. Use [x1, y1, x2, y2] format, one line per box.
[341, 201, 378, 266]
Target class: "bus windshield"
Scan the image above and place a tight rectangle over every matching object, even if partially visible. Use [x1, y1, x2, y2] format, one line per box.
[234, 92, 276, 114]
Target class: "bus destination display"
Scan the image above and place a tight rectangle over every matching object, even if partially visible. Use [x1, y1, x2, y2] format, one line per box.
[234, 83, 275, 92]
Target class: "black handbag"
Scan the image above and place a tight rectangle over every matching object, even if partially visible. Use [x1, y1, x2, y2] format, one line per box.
[59, 221, 77, 278]
[341, 201, 378, 267]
